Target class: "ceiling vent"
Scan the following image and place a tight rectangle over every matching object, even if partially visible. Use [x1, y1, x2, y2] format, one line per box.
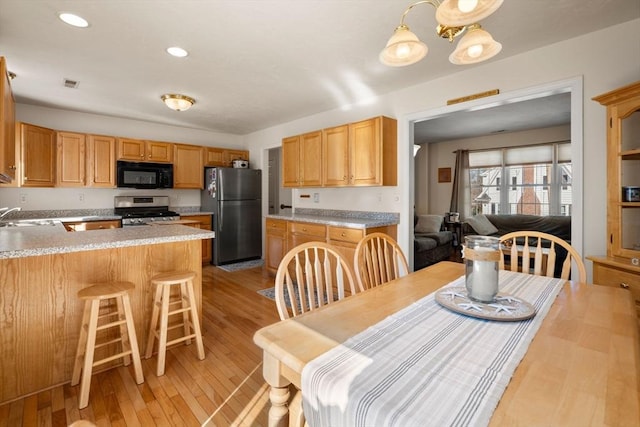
[63, 78, 79, 89]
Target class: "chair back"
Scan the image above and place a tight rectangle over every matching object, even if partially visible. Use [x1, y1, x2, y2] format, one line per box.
[274, 241, 360, 320]
[354, 232, 409, 290]
[498, 231, 586, 283]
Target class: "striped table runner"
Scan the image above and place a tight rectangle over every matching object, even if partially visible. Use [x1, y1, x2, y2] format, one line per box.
[301, 271, 566, 427]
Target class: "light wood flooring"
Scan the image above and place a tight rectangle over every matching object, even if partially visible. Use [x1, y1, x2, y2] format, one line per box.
[0, 265, 283, 427]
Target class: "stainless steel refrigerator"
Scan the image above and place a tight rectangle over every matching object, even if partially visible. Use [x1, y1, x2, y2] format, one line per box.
[201, 167, 262, 265]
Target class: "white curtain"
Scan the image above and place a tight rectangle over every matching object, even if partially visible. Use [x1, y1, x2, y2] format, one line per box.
[450, 150, 471, 220]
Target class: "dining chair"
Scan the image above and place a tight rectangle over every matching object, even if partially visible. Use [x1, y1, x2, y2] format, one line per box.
[354, 232, 409, 290]
[274, 241, 360, 320]
[498, 230, 586, 283]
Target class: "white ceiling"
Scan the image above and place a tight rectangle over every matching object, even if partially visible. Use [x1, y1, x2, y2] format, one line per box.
[1, 0, 638, 136]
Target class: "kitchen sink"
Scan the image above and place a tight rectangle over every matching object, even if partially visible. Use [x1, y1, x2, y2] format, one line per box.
[0, 219, 59, 227]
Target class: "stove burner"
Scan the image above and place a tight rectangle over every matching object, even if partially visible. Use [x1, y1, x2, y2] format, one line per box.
[114, 195, 180, 226]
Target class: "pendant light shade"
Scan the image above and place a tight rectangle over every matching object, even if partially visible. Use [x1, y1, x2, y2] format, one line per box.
[379, 25, 428, 67]
[161, 94, 195, 111]
[435, 0, 504, 26]
[449, 24, 502, 65]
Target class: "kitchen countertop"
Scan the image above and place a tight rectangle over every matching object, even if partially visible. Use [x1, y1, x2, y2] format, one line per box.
[266, 212, 399, 229]
[0, 223, 215, 259]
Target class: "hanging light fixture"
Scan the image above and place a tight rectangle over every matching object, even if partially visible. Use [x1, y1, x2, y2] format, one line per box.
[161, 94, 195, 111]
[379, 0, 503, 67]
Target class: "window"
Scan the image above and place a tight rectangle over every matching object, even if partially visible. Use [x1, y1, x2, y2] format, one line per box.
[469, 142, 571, 216]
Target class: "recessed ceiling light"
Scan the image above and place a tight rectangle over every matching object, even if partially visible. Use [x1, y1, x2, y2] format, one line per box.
[166, 47, 188, 58]
[58, 12, 89, 28]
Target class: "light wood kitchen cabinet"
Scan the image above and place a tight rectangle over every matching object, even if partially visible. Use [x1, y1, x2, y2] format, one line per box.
[0, 56, 16, 182]
[87, 134, 116, 187]
[56, 131, 86, 187]
[174, 143, 204, 188]
[205, 147, 226, 166]
[287, 221, 326, 249]
[327, 225, 398, 275]
[21, 122, 56, 187]
[224, 149, 249, 165]
[284, 116, 397, 188]
[180, 215, 213, 264]
[117, 138, 173, 162]
[63, 219, 121, 231]
[282, 131, 322, 187]
[323, 124, 349, 186]
[349, 116, 397, 186]
[266, 218, 288, 274]
[205, 147, 250, 167]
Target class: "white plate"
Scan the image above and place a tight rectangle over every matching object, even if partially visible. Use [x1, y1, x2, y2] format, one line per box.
[435, 287, 536, 322]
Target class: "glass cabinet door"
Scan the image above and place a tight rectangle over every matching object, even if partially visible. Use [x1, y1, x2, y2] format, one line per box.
[619, 103, 640, 256]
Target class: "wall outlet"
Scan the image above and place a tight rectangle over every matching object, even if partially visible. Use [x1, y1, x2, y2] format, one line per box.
[377, 193, 382, 203]
[78, 193, 85, 202]
[313, 193, 320, 203]
[20, 193, 27, 203]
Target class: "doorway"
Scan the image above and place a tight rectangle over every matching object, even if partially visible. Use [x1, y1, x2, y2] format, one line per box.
[268, 147, 292, 215]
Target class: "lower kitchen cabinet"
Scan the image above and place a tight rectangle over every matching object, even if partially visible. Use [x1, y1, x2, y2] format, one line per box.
[266, 218, 287, 274]
[265, 217, 398, 276]
[181, 215, 212, 264]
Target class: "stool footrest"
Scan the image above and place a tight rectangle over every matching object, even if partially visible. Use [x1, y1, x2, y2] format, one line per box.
[166, 334, 197, 347]
[94, 336, 125, 350]
[96, 318, 126, 331]
[93, 350, 133, 367]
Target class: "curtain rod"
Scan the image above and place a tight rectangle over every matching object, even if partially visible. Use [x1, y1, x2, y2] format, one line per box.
[452, 139, 570, 154]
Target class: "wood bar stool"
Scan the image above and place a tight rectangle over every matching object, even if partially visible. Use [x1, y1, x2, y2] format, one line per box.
[71, 281, 144, 409]
[145, 271, 205, 376]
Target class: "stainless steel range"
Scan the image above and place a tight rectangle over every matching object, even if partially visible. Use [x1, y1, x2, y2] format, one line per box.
[114, 196, 180, 226]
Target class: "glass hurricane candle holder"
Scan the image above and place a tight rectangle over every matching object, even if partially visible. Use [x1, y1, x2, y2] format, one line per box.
[463, 235, 501, 303]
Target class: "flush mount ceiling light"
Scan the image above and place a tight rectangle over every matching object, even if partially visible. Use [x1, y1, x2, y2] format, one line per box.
[380, 0, 503, 67]
[166, 47, 189, 58]
[58, 12, 89, 28]
[161, 94, 195, 111]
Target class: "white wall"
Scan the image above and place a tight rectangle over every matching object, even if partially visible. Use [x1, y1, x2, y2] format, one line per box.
[246, 19, 640, 280]
[418, 125, 571, 215]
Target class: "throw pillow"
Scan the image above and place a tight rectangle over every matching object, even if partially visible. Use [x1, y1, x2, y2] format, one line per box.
[415, 215, 443, 233]
[466, 214, 498, 236]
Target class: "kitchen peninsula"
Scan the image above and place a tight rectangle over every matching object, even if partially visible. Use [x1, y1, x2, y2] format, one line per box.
[0, 223, 214, 404]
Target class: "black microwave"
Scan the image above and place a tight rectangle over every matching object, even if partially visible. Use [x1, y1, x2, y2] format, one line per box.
[116, 160, 173, 189]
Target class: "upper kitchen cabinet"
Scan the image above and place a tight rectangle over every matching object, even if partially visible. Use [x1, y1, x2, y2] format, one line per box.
[204, 147, 250, 167]
[56, 131, 86, 187]
[0, 57, 16, 182]
[117, 138, 173, 163]
[174, 143, 204, 189]
[282, 131, 322, 187]
[348, 116, 397, 186]
[21, 122, 56, 187]
[87, 134, 116, 187]
[285, 116, 397, 188]
[322, 124, 349, 186]
[224, 149, 249, 165]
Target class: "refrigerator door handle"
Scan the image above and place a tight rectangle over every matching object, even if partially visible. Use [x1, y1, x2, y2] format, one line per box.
[219, 207, 223, 230]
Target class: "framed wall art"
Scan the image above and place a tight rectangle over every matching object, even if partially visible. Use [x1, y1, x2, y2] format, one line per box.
[438, 167, 451, 183]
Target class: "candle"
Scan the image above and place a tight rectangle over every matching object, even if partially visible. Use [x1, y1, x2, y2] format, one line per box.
[464, 236, 500, 303]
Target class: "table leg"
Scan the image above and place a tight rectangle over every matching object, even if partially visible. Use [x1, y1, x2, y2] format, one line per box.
[263, 352, 291, 427]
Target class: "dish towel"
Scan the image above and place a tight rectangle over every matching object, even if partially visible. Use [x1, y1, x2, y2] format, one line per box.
[301, 271, 565, 427]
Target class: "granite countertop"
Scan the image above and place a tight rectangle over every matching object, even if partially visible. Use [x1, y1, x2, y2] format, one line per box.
[0, 223, 215, 259]
[266, 209, 399, 229]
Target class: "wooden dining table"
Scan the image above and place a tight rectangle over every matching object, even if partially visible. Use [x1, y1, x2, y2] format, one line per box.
[253, 261, 640, 426]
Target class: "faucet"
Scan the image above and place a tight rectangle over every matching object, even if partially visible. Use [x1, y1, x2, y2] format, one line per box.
[0, 207, 21, 225]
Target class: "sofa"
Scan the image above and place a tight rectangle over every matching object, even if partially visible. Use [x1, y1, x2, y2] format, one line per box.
[464, 214, 572, 276]
[414, 215, 454, 271]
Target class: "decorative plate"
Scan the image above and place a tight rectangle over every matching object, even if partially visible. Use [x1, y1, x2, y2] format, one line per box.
[435, 287, 536, 322]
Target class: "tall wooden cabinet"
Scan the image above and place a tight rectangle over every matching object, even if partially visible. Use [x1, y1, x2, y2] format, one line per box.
[173, 143, 204, 188]
[0, 56, 16, 181]
[589, 81, 640, 320]
[87, 134, 116, 187]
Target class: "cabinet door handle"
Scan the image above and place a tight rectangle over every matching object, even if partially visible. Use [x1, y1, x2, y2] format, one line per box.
[24, 176, 27, 181]
[341, 232, 346, 237]
[620, 282, 630, 289]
